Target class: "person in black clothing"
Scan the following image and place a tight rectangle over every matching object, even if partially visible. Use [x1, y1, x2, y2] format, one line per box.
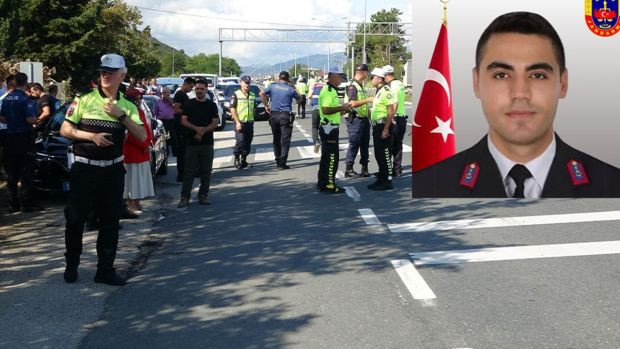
[172, 77, 195, 182]
[0, 72, 42, 212]
[178, 79, 219, 208]
[412, 12, 620, 198]
[30, 83, 56, 128]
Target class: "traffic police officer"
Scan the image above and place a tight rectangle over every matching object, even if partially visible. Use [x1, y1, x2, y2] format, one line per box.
[295, 76, 308, 118]
[316, 69, 351, 194]
[0, 72, 40, 212]
[231, 75, 255, 169]
[344, 64, 373, 178]
[259, 71, 303, 170]
[60, 54, 146, 286]
[368, 67, 395, 191]
[383, 65, 407, 177]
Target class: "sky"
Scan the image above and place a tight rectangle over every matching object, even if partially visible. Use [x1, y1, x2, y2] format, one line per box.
[124, 0, 412, 67]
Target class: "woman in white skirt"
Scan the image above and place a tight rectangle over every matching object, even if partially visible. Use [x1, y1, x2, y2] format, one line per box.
[123, 88, 154, 214]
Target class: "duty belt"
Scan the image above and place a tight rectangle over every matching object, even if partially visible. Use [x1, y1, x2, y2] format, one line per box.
[75, 155, 124, 167]
[370, 119, 386, 126]
[395, 114, 408, 118]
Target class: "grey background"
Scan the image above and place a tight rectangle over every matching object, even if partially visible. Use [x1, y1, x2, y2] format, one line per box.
[411, 0, 620, 168]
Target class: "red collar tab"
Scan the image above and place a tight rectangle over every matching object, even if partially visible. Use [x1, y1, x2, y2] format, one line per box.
[567, 160, 590, 186]
[460, 162, 480, 189]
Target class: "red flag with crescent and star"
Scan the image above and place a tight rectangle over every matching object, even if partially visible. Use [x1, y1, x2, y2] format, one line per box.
[412, 21, 456, 172]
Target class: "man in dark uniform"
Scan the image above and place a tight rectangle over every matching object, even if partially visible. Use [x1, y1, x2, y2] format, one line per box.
[60, 54, 146, 285]
[0, 72, 41, 212]
[412, 12, 620, 198]
[260, 71, 303, 170]
[172, 77, 195, 182]
[344, 64, 373, 178]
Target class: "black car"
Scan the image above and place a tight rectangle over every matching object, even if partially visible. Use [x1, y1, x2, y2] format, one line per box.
[33, 101, 169, 192]
[220, 84, 268, 121]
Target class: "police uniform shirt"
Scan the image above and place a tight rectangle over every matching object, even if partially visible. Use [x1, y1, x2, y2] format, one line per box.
[389, 80, 406, 116]
[264, 82, 300, 112]
[230, 90, 255, 122]
[412, 133, 620, 198]
[318, 84, 341, 125]
[65, 86, 141, 161]
[488, 135, 555, 198]
[0, 89, 36, 134]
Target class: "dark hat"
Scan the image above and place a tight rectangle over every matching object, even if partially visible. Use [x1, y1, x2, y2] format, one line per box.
[279, 71, 290, 81]
[355, 63, 369, 72]
[240, 75, 251, 83]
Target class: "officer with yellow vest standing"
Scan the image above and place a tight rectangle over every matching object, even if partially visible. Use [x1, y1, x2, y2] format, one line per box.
[316, 69, 351, 194]
[368, 67, 395, 191]
[383, 65, 407, 177]
[295, 76, 308, 118]
[231, 75, 255, 169]
[344, 64, 374, 178]
[60, 54, 146, 286]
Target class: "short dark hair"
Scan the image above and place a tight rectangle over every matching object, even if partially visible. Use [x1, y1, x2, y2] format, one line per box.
[5, 74, 15, 85]
[475, 12, 566, 73]
[14, 72, 28, 87]
[31, 83, 44, 92]
[48, 84, 58, 95]
[195, 79, 208, 86]
[184, 77, 196, 85]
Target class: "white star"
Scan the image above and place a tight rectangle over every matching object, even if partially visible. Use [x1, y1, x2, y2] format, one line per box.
[430, 116, 455, 143]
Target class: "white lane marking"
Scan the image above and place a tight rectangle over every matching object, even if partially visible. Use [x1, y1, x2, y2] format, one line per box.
[214, 130, 235, 139]
[407, 122, 413, 127]
[293, 121, 314, 143]
[214, 138, 236, 150]
[402, 144, 412, 153]
[358, 208, 381, 225]
[297, 146, 321, 159]
[339, 143, 373, 154]
[410, 240, 620, 266]
[336, 170, 345, 179]
[391, 260, 437, 301]
[389, 210, 620, 233]
[212, 156, 233, 169]
[253, 148, 274, 162]
[344, 186, 361, 202]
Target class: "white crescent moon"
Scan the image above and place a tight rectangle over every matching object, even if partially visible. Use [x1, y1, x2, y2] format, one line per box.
[413, 68, 451, 127]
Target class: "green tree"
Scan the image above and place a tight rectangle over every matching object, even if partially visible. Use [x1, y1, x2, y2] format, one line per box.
[288, 64, 312, 79]
[348, 8, 408, 77]
[184, 53, 241, 76]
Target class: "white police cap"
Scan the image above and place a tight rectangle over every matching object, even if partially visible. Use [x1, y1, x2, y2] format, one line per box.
[98, 53, 126, 72]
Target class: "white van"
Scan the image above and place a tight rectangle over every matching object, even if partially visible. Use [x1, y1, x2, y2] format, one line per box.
[179, 73, 218, 92]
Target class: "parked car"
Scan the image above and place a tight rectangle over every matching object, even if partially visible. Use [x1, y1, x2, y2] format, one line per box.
[165, 88, 227, 131]
[220, 84, 268, 121]
[33, 99, 169, 192]
[139, 97, 169, 176]
[156, 77, 184, 95]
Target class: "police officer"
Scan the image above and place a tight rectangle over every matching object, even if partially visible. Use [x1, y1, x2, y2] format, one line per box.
[368, 68, 395, 191]
[344, 64, 374, 178]
[316, 69, 351, 194]
[60, 54, 146, 286]
[260, 71, 303, 170]
[231, 75, 256, 170]
[0, 72, 41, 212]
[383, 65, 407, 177]
[295, 76, 308, 118]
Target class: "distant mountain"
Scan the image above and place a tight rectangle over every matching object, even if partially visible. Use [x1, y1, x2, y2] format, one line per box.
[242, 52, 347, 77]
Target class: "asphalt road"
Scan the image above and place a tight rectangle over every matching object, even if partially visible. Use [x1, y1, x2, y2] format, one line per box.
[78, 108, 620, 349]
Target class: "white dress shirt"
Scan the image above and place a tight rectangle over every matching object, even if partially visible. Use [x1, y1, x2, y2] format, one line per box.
[487, 135, 556, 198]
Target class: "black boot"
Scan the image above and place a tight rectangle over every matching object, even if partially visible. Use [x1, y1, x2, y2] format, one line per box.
[345, 164, 359, 178]
[368, 179, 394, 191]
[241, 153, 250, 169]
[94, 249, 126, 286]
[360, 164, 370, 177]
[234, 155, 242, 170]
[64, 253, 79, 283]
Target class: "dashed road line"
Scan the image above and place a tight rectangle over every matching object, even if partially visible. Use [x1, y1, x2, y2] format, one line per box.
[253, 148, 274, 162]
[336, 170, 345, 179]
[410, 240, 620, 266]
[297, 146, 321, 159]
[344, 186, 361, 202]
[293, 121, 314, 143]
[389, 210, 620, 233]
[358, 208, 381, 225]
[391, 259, 437, 304]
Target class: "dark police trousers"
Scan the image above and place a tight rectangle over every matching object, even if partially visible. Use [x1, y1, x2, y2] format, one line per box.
[64, 162, 125, 271]
[233, 121, 254, 156]
[172, 116, 186, 178]
[391, 116, 407, 173]
[317, 124, 339, 187]
[270, 111, 293, 166]
[181, 144, 214, 199]
[372, 123, 393, 182]
[311, 108, 320, 144]
[345, 116, 370, 166]
[4, 131, 35, 206]
[297, 95, 307, 118]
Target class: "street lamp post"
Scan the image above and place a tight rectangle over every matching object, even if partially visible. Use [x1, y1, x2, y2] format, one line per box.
[362, 0, 367, 64]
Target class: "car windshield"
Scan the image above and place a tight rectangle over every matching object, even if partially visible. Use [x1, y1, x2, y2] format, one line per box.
[224, 85, 261, 97]
[48, 104, 69, 131]
[220, 78, 238, 84]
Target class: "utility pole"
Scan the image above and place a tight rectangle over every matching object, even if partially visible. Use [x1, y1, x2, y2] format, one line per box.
[363, 0, 367, 64]
[218, 41, 223, 76]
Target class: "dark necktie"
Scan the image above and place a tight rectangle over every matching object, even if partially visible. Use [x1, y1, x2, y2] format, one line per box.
[508, 164, 532, 198]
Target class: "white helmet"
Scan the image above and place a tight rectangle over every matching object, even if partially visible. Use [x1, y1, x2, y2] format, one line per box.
[370, 67, 385, 78]
[382, 65, 395, 75]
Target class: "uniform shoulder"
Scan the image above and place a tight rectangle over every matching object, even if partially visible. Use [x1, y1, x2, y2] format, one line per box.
[412, 149, 475, 197]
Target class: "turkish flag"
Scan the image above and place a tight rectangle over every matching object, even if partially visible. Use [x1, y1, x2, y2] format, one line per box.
[412, 22, 455, 172]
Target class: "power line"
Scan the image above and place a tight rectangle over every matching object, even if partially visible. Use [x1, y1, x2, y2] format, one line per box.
[132, 5, 349, 29]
